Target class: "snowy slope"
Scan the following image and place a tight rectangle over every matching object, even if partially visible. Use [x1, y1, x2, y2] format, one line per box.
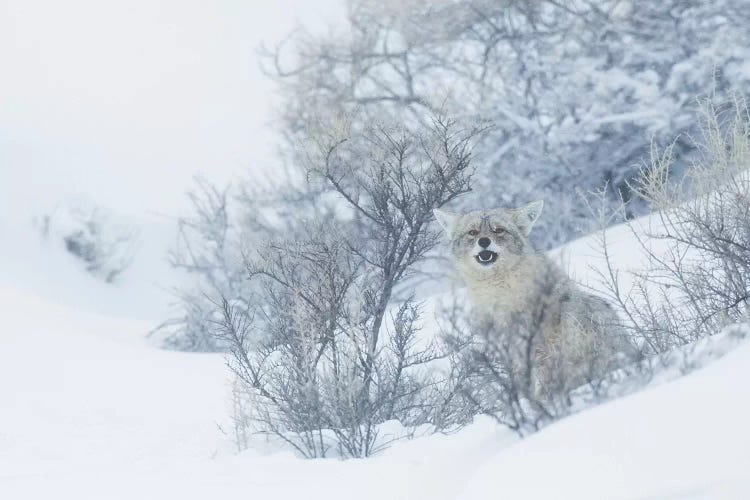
[0, 284, 507, 499]
[2, 217, 749, 500]
[2, 3, 748, 491]
[0, 206, 182, 321]
[460, 331, 750, 500]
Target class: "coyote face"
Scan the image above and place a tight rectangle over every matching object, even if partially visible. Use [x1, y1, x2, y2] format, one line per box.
[434, 201, 544, 281]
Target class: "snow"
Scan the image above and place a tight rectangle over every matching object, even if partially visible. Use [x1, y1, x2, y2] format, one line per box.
[0, 284, 508, 499]
[0, 204, 180, 321]
[460, 329, 750, 500]
[2, 1, 749, 498]
[2, 215, 749, 499]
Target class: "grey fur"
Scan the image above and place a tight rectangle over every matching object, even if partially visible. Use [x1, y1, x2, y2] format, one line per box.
[436, 202, 636, 395]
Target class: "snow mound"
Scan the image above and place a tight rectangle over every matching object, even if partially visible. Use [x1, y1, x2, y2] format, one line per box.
[460, 325, 750, 500]
[2, 216, 750, 499]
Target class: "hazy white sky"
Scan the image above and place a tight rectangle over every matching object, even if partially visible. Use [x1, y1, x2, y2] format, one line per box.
[0, 0, 342, 218]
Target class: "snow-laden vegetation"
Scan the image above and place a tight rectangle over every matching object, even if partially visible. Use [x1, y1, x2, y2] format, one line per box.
[264, 0, 750, 249]
[150, 95, 750, 465]
[4, 0, 750, 498]
[2, 209, 749, 499]
[164, 0, 750, 351]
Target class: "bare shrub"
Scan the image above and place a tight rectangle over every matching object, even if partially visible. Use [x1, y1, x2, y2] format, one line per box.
[587, 96, 750, 356]
[62, 204, 139, 283]
[217, 117, 487, 457]
[436, 276, 644, 437]
[154, 179, 246, 351]
[156, 171, 326, 350]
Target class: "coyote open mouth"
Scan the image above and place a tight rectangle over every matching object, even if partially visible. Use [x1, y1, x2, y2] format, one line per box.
[475, 250, 498, 265]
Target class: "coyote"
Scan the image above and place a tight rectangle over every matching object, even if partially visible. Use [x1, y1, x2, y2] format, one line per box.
[435, 201, 635, 396]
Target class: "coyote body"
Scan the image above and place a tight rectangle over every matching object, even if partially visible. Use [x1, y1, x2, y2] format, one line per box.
[435, 202, 634, 395]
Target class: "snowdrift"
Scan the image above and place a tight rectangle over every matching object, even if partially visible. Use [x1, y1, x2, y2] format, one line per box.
[1, 217, 749, 500]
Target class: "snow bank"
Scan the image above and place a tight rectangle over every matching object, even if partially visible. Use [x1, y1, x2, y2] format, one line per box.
[460, 328, 750, 499]
[2, 264, 749, 499]
[0, 284, 511, 499]
[3, 197, 750, 499]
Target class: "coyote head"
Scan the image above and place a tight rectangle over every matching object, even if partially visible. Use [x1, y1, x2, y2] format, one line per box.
[434, 201, 543, 280]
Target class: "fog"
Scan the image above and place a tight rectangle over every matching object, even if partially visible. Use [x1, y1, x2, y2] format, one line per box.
[0, 0, 341, 218]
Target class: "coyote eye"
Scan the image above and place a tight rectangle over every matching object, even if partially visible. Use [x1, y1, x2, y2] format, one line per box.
[492, 226, 506, 234]
[468, 229, 479, 236]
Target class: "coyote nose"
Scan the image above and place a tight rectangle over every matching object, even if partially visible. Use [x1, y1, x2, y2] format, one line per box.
[478, 237, 491, 248]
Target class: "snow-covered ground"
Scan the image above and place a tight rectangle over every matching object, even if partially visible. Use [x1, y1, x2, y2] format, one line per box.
[1, 217, 749, 500]
[2, 1, 749, 498]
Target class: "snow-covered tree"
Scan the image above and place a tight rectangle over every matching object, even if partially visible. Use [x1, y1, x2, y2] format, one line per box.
[264, 0, 750, 249]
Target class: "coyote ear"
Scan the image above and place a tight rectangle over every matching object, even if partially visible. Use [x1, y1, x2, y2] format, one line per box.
[433, 209, 459, 237]
[511, 200, 544, 235]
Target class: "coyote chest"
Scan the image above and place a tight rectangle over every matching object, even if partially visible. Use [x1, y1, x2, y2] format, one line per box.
[466, 254, 566, 321]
